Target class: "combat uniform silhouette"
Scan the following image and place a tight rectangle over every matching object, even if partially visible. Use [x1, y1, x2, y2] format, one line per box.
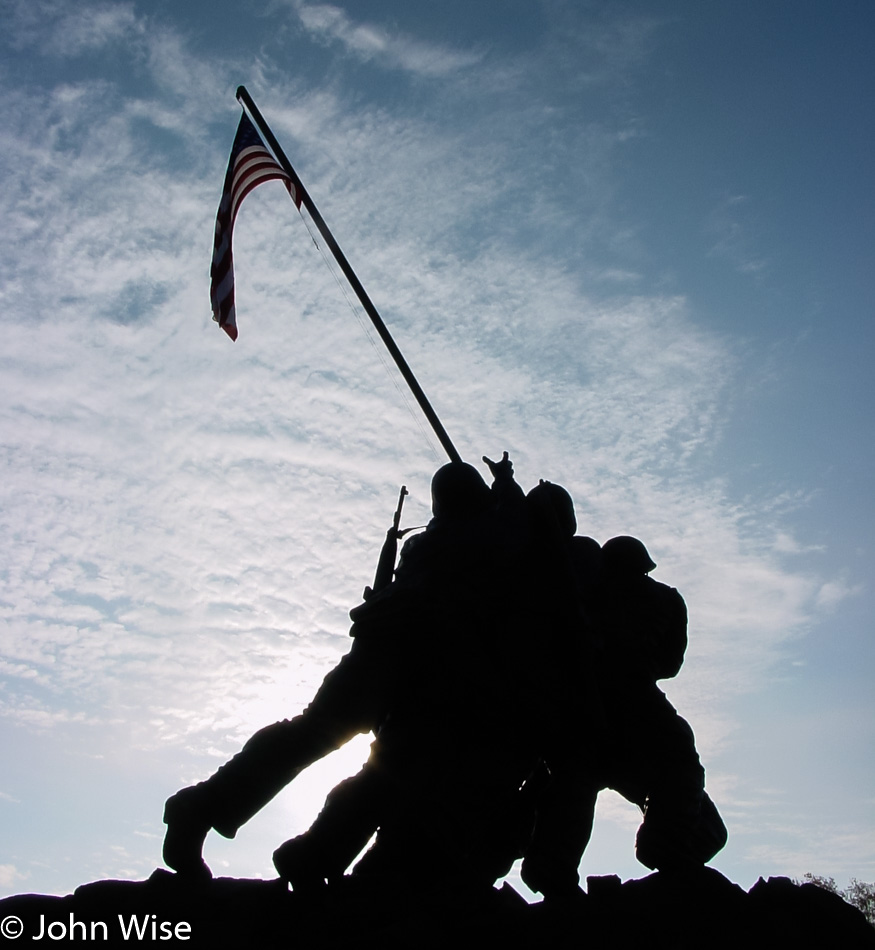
[163, 457, 541, 887]
[270, 471, 588, 890]
[521, 535, 727, 898]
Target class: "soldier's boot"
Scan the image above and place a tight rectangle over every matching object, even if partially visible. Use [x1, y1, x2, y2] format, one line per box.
[162, 785, 213, 878]
[273, 769, 382, 889]
[635, 820, 699, 873]
[520, 851, 583, 901]
[272, 836, 329, 895]
[635, 789, 706, 872]
[163, 717, 342, 876]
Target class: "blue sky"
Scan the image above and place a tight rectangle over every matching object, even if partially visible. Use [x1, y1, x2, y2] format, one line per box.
[1, 0, 872, 900]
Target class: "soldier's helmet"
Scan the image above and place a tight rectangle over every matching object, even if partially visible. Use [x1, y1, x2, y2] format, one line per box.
[601, 536, 657, 574]
[430, 462, 492, 519]
[526, 480, 577, 538]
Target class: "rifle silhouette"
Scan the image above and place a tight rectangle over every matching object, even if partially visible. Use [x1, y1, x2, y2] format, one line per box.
[362, 486, 424, 599]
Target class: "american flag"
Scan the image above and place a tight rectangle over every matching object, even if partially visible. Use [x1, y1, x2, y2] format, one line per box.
[210, 112, 300, 341]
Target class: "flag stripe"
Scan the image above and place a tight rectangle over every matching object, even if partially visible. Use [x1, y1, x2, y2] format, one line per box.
[209, 113, 299, 341]
[228, 148, 293, 222]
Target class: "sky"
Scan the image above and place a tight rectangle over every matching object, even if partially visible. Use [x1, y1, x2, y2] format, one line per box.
[1, 0, 873, 902]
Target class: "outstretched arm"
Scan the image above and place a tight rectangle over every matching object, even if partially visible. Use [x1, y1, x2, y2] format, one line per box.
[483, 451, 524, 504]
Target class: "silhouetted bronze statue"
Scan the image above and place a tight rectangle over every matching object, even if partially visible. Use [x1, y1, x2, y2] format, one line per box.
[270, 469, 589, 890]
[521, 534, 727, 899]
[163, 455, 543, 890]
[164, 460, 727, 898]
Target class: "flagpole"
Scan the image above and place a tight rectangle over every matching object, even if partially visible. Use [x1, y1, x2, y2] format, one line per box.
[235, 86, 463, 466]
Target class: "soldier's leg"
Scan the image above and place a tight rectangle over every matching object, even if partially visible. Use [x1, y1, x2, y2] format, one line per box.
[520, 762, 599, 899]
[630, 700, 713, 871]
[163, 639, 388, 875]
[272, 765, 384, 890]
[163, 715, 347, 875]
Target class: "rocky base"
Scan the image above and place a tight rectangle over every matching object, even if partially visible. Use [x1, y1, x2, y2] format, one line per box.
[2, 867, 873, 949]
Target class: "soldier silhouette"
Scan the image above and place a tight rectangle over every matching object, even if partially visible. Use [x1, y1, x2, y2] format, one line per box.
[162, 454, 542, 889]
[269, 467, 588, 890]
[521, 535, 727, 899]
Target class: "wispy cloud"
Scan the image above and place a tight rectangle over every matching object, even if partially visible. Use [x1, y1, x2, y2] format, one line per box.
[0, 55, 824, 767]
[6, 0, 141, 58]
[0, 865, 28, 888]
[815, 576, 863, 610]
[289, 0, 483, 76]
[0, 0, 866, 896]
[741, 820, 875, 884]
[706, 194, 769, 276]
